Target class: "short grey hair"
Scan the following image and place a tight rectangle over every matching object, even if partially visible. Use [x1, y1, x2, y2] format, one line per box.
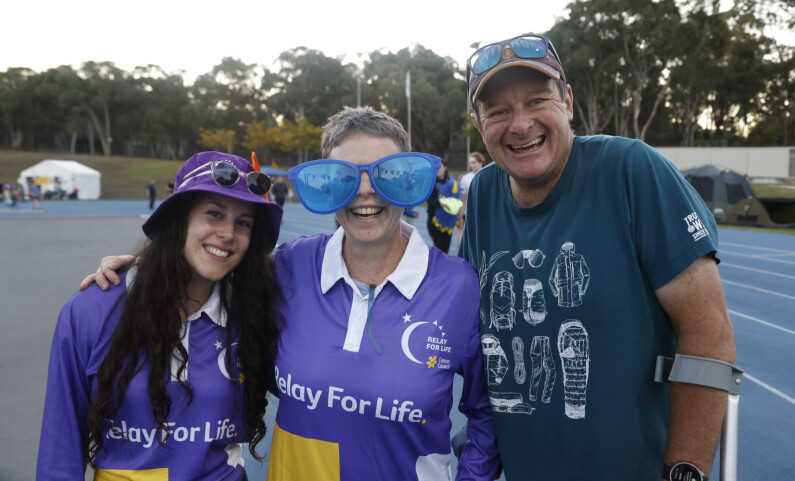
[321, 106, 411, 158]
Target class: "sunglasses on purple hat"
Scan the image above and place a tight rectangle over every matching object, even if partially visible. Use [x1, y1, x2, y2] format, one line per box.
[467, 34, 566, 107]
[179, 160, 273, 196]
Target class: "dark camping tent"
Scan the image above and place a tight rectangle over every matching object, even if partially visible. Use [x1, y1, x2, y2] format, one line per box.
[727, 197, 795, 227]
[681, 164, 755, 223]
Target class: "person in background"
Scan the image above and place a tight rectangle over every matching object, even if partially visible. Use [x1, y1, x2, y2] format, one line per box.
[426, 159, 462, 254]
[30, 184, 41, 209]
[270, 176, 289, 208]
[39, 151, 283, 480]
[459, 33, 735, 480]
[84, 107, 499, 481]
[457, 152, 487, 237]
[54, 177, 63, 200]
[3, 182, 16, 208]
[147, 179, 157, 209]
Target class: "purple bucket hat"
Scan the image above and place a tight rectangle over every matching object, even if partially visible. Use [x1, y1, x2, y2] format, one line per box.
[142, 151, 282, 242]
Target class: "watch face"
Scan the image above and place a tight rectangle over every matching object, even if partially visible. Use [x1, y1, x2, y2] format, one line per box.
[670, 463, 703, 481]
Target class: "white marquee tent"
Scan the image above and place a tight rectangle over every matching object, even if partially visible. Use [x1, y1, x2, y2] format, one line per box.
[18, 160, 102, 200]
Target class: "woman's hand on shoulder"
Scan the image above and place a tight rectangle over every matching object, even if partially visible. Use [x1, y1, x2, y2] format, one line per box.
[79, 255, 136, 291]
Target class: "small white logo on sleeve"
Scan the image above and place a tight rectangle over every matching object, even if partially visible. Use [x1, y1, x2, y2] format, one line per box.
[684, 212, 709, 241]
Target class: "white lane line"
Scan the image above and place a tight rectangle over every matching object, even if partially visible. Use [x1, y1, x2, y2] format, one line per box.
[744, 373, 795, 406]
[722, 280, 795, 301]
[729, 309, 795, 336]
[721, 242, 794, 254]
[720, 263, 795, 280]
[720, 250, 795, 266]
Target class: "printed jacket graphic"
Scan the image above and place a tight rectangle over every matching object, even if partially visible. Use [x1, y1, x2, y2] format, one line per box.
[37, 270, 249, 481]
[268, 224, 499, 481]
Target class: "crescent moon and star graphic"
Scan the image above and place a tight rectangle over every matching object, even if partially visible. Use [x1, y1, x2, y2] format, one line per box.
[400, 313, 446, 364]
[217, 342, 244, 383]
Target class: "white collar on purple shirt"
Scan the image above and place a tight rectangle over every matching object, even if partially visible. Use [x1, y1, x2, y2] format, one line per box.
[126, 265, 228, 381]
[320, 220, 429, 301]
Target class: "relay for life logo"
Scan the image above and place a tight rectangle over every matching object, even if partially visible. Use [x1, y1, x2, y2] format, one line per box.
[274, 365, 427, 424]
[400, 313, 452, 369]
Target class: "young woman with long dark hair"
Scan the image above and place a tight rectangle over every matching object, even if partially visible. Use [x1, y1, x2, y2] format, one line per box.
[37, 152, 282, 480]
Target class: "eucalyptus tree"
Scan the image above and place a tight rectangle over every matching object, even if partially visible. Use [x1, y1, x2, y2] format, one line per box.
[733, 0, 795, 145]
[365, 45, 467, 160]
[47, 66, 91, 153]
[708, 29, 768, 142]
[132, 65, 192, 158]
[546, 0, 680, 142]
[612, 0, 681, 141]
[78, 61, 133, 156]
[0, 67, 37, 148]
[548, 2, 623, 136]
[763, 42, 795, 145]
[261, 47, 356, 126]
[665, 2, 733, 145]
[190, 57, 262, 141]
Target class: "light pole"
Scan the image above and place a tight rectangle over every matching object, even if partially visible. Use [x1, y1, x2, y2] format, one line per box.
[406, 70, 411, 145]
[356, 52, 363, 108]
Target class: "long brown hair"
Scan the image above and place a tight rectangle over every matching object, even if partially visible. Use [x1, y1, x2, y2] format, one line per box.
[85, 192, 281, 463]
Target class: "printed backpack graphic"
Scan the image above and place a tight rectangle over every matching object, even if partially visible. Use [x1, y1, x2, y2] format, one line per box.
[479, 240, 593, 420]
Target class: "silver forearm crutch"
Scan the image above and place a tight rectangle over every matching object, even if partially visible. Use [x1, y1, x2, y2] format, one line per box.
[655, 355, 744, 481]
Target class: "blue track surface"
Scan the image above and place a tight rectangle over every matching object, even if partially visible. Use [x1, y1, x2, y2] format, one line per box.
[712, 228, 795, 480]
[3, 200, 793, 479]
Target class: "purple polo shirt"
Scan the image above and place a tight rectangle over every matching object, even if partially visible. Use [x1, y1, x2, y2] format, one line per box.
[37, 269, 248, 480]
[268, 222, 498, 481]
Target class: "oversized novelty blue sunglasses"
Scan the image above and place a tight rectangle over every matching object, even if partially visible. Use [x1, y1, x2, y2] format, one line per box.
[287, 152, 442, 214]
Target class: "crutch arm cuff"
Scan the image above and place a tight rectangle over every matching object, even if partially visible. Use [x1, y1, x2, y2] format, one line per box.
[655, 354, 744, 395]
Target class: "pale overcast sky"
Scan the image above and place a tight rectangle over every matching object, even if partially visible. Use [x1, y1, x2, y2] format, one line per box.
[3, 0, 570, 82]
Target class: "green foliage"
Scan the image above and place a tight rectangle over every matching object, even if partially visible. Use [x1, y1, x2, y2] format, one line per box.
[198, 127, 237, 153]
[365, 45, 468, 159]
[1, 2, 793, 160]
[261, 47, 356, 126]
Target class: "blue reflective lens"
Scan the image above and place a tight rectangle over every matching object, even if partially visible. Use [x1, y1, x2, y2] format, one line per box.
[373, 155, 436, 205]
[510, 36, 547, 59]
[469, 36, 550, 77]
[470, 44, 502, 75]
[288, 153, 441, 214]
[292, 163, 357, 213]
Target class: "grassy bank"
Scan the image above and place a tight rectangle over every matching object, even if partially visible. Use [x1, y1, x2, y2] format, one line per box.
[0, 149, 182, 200]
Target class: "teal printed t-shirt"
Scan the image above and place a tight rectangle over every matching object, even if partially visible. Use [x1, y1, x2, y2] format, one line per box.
[459, 135, 719, 479]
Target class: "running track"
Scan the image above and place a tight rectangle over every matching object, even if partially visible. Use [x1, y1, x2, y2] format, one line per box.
[1, 201, 792, 480]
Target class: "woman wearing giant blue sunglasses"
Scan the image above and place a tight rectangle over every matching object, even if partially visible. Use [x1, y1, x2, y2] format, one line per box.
[81, 107, 499, 481]
[287, 152, 442, 215]
[266, 107, 498, 480]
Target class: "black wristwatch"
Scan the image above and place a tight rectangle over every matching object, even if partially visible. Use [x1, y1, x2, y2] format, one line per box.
[662, 462, 709, 481]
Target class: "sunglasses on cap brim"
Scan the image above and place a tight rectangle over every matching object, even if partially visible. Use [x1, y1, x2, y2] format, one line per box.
[179, 161, 273, 196]
[467, 34, 563, 83]
[287, 152, 442, 215]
